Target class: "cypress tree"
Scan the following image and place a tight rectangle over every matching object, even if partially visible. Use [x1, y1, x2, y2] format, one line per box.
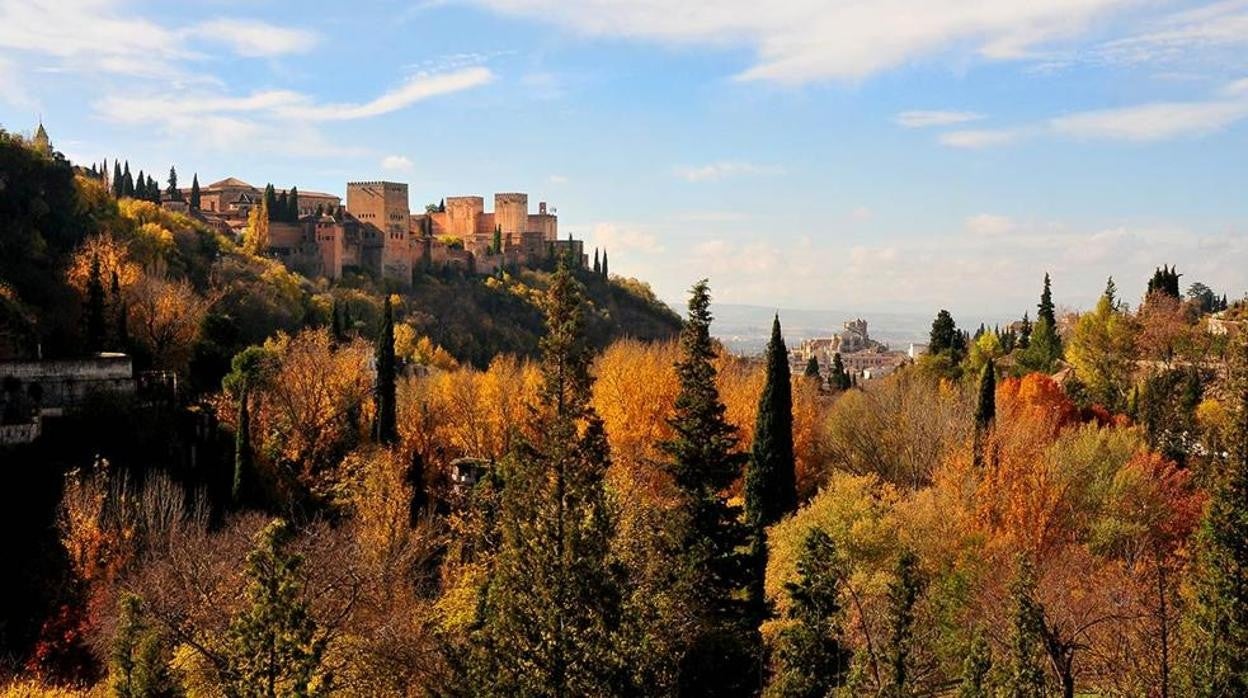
[189, 173, 200, 210]
[659, 279, 755, 695]
[330, 300, 342, 341]
[1186, 335, 1248, 695]
[973, 358, 996, 468]
[593, 248, 601, 274]
[493, 225, 503, 255]
[136, 169, 145, 198]
[122, 161, 134, 198]
[233, 384, 253, 507]
[222, 520, 329, 696]
[765, 527, 851, 697]
[112, 161, 123, 198]
[276, 191, 289, 221]
[601, 251, 609, 278]
[745, 314, 797, 628]
[264, 184, 278, 219]
[803, 355, 821, 382]
[1104, 276, 1118, 310]
[166, 166, 179, 200]
[1007, 555, 1047, 698]
[959, 632, 993, 698]
[831, 352, 851, 390]
[85, 254, 107, 353]
[747, 314, 798, 528]
[406, 451, 426, 528]
[288, 186, 299, 221]
[478, 260, 622, 696]
[374, 295, 398, 445]
[885, 549, 925, 696]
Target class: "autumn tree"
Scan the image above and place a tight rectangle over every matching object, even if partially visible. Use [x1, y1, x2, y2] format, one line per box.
[476, 261, 623, 696]
[764, 527, 851, 697]
[245, 197, 270, 256]
[108, 594, 175, 698]
[128, 274, 212, 371]
[660, 279, 756, 694]
[1067, 292, 1136, 410]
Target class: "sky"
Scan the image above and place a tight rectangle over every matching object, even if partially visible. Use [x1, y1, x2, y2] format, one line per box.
[1, 0, 1246, 318]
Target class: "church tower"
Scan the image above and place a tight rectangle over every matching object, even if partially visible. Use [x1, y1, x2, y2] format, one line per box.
[32, 121, 50, 155]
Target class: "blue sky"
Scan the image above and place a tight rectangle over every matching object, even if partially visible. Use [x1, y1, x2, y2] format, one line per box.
[1, 0, 1246, 317]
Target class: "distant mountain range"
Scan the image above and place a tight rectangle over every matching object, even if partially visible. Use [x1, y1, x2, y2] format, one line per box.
[685, 302, 1015, 356]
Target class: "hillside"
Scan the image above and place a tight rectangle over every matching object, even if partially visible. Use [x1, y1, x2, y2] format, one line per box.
[0, 131, 680, 386]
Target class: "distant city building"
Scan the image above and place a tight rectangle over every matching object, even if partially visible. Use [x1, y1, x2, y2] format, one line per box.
[796, 318, 907, 382]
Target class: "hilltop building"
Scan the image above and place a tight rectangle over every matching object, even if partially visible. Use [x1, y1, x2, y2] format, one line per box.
[181, 176, 587, 286]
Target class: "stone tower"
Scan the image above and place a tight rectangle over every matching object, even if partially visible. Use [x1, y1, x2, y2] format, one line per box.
[347, 181, 412, 284]
[494, 193, 528, 246]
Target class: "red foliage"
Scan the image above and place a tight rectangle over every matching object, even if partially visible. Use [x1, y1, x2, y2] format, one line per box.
[24, 602, 98, 686]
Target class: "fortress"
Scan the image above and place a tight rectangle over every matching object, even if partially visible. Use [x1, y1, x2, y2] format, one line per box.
[184, 178, 587, 286]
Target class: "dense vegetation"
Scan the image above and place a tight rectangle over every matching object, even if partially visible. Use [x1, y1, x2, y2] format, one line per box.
[4, 130, 1248, 697]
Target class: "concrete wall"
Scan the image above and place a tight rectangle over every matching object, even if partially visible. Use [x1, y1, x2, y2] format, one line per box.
[1, 354, 136, 415]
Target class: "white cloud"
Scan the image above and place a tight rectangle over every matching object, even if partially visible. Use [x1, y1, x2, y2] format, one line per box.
[1050, 98, 1248, 141]
[850, 206, 873, 221]
[548, 174, 569, 184]
[894, 110, 985, 128]
[285, 67, 494, 121]
[939, 128, 1022, 148]
[591, 223, 665, 254]
[186, 19, 318, 58]
[965, 213, 1016, 236]
[674, 161, 785, 182]
[468, 0, 1138, 84]
[1095, 0, 1248, 67]
[93, 67, 494, 154]
[381, 155, 414, 172]
[0, 0, 320, 77]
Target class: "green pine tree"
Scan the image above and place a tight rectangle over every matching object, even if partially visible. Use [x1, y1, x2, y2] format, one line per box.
[189, 173, 200, 210]
[165, 166, 180, 201]
[1038, 272, 1056, 326]
[803, 355, 821, 382]
[1185, 335, 1248, 695]
[227, 347, 269, 507]
[109, 594, 175, 698]
[764, 527, 851, 698]
[221, 519, 329, 697]
[659, 279, 756, 695]
[492, 225, 503, 255]
[374, 295, 397, 445]
[476, 260, 623, 696]
[958, 632, 993, 698]
[288, 187, 299, 221]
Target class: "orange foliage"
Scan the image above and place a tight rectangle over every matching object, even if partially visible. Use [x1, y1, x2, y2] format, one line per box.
[996, 373, 1079, 437]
